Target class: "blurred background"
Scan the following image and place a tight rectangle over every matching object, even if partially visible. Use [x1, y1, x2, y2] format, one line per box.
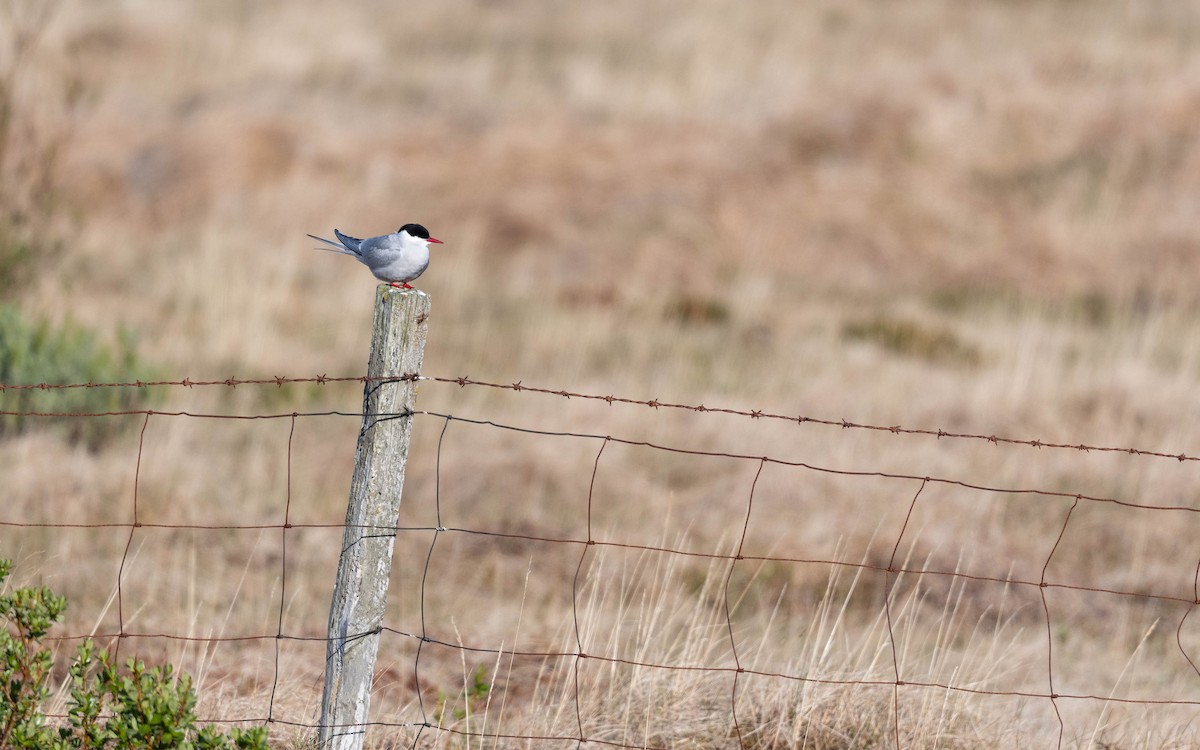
[4, 0, 1200, 746]
[6, 0, 1200, 399]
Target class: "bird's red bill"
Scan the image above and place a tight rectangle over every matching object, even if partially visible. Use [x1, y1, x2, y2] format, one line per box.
[429, 237, 444, 244]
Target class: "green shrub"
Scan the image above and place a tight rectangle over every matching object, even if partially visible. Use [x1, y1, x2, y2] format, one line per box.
[0, 559, 268, 749]
[0, 305, 159, 448]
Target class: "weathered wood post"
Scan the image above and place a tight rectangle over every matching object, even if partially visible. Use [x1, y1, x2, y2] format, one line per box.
[319, 286, 431, 749]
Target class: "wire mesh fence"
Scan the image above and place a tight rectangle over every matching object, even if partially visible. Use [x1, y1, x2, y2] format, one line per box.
[3, 374, 1200, 748]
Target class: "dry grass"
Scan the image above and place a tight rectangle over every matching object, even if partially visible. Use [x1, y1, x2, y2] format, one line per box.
[4, 0, 1200, 746]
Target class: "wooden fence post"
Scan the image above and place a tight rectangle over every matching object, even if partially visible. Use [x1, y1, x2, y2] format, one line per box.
[319, 286, 431, 749]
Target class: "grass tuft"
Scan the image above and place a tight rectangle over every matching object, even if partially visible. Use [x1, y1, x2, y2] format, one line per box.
[842, 316, 980, 365]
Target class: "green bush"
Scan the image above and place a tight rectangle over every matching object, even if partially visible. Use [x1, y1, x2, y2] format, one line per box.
[0, 559, 268, 749]
[0, 305, 158, 448]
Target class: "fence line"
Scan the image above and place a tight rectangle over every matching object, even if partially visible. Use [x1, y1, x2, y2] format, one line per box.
[3, 372, 1197, 462]
[5, 400, 1196, 514]
[3, 376, 1200, 748]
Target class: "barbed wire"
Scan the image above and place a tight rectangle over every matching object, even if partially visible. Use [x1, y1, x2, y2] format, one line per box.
[3, 380, 1200, 747]
[2, 372, 1197, 462]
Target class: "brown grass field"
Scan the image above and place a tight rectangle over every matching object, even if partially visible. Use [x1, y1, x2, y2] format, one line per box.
[4, 0, 1200, 747]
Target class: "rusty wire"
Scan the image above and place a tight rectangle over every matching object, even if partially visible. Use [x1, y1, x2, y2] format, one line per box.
[1, 376, 1199, 748]
[2, 372, 1198, 462]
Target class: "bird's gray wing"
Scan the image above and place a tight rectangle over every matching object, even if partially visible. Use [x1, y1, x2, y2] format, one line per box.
[356, 233, 404, 261]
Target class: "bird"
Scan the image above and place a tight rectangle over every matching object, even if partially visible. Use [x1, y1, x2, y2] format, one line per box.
[307, 224, 443, 289]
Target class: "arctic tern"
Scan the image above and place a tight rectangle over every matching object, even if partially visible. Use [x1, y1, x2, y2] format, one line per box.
[307, 224, 443, 289]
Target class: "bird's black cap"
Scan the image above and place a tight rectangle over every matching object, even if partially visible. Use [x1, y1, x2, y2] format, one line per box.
[398, 223, 432, 239]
